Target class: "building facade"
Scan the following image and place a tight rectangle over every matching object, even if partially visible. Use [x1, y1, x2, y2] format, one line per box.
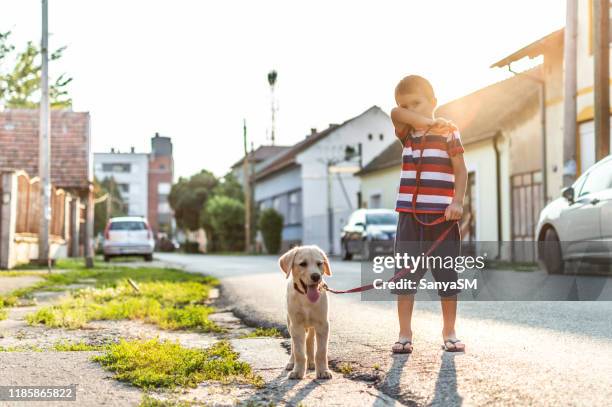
[93, 133, 174, 237]
[148, 133, 174, 235]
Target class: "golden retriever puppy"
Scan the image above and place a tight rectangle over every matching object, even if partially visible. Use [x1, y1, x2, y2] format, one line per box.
[279, 245, 333, 380]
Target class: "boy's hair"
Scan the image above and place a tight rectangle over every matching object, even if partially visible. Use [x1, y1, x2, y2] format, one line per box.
[395, 75, 435, 103]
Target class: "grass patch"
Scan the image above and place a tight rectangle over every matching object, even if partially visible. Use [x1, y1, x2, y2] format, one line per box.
[0, 308, 7, 321]
[139, 395, 195, 407]
[22, 259, 221, 331]
[239, 327, 283, 339]
[93, 338, 263, 389]
[52, 340, 107, 352]
[0, 345, 43, 352]
[27, 280, 222, 331]
[338, 363, 354, 375]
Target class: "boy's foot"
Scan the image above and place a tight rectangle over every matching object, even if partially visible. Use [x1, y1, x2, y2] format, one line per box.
[392, 337, 413, 354]
[442, 338, 465, 352]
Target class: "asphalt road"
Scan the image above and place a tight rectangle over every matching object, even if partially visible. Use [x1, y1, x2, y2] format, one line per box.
[157, 253, 612, 406]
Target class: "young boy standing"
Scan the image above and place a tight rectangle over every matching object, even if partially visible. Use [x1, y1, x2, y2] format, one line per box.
[390, 75, 467, 353]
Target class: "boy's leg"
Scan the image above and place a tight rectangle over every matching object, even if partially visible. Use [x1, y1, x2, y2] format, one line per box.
[391, 212, 422, 352]
[426, 220, 465, 351]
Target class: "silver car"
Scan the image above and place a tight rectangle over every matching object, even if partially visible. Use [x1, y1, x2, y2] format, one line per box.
[536, 155, 612, 274]
[103, 217, 155, 262]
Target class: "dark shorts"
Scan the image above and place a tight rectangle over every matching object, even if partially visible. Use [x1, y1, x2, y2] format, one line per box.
[391, 211, 461, 297]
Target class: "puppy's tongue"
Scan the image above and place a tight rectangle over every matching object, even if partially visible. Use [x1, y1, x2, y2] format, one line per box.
[306, 285, 320, 303]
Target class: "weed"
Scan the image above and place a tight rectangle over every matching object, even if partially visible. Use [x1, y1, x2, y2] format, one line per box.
[239, 327, 283, 339]
[52, 340, 107, 351]
[338, 363, 353, 375]
[93, 338, 264, 389]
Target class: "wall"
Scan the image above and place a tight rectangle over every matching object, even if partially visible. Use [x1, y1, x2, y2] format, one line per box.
[359, 166, 400, 210]
[254, 165, 303, 245]
[93, 153, 149, 218]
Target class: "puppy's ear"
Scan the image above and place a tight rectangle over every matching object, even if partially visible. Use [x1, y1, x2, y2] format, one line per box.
[317, 247, 332, 276]
[279, 247, 298, 279]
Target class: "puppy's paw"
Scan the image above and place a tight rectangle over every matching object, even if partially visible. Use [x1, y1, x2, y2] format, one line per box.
[288, 369, 305, 380]
[307, 361, 315, 370]
[285, 362, 294, 371]
[316, 369, 333, 380]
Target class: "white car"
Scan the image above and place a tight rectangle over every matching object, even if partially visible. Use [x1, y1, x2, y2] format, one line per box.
[103, 217, 155, 262]
[536, 155, 612, 274]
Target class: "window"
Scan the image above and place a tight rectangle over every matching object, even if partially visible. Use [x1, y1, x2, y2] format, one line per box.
[369, 194, 382, 209]
[118, 183, 129, 194]
[109, 221, 146, 231]
[158, 202, 171, 214]
[158, 182, 171, 194]
[102, 163, 131, 173]
[366, 212, 398, 225]
[287, 191, 302, 225]
[579, 161, 612, 196]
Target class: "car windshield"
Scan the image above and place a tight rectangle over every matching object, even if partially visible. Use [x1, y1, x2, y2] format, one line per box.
[109, 221, 147, 231]
[366, 213, 398, 225]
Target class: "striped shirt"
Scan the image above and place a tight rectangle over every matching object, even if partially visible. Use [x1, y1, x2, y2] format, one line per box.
[395, 127, 464, 213]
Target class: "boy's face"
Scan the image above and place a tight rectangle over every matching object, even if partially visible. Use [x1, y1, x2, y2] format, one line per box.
[395, 92, 436, 117]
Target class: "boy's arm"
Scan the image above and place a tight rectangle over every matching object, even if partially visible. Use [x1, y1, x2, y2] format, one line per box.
[445, 153, 468, 221]
[391, 107, 435, 130]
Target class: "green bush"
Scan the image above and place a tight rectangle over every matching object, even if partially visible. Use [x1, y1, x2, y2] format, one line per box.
[182, 241, 200, 253]
[205, 195, 245, 252]
[258, 208, 283, 254]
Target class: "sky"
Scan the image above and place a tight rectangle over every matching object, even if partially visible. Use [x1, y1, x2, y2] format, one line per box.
[1, 0, 566, 179]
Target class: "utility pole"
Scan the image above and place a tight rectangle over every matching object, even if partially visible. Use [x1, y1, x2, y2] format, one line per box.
[594, 0, 610, 162]
[242, 119, 251, 253]
[267, 70, 277, 145]
[326, 161, 333, 255]
[38, 0, 51, 266]
[563, 0, 578, 185]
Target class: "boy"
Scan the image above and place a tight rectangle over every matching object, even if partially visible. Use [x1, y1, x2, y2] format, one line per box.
[389, 75, 467, 353]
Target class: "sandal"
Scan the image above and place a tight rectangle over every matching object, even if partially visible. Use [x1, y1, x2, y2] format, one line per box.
[392, 338, 413, 354]
[442, 338, 465, 352]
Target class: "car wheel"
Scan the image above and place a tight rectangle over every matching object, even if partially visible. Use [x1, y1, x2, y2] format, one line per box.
[341, 241, 353, 261]
[542, 228, 564, 274]
[144, 254, 153, 262]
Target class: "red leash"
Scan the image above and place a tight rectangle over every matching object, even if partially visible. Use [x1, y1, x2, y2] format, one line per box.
[324, 126, 459, 295]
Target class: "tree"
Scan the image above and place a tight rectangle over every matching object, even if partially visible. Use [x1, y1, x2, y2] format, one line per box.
[168, 170, 218, 232]
[258, 208, 283, 254]
[0, 30, 72, 108]
[205, 195, 245, 252]
[212, 172, 244, 202]
[93, 177, 127, 235]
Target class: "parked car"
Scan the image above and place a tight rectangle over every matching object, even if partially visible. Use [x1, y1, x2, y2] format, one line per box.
[103, 216, 155, 262]
[536, 155, 612, 274]
[341, 209, 398, 260]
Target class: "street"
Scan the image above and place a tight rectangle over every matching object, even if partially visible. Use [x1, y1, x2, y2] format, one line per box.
[158, 252, 612, 406]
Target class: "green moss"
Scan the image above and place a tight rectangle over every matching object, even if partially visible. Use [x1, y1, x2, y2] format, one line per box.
[239, 327, 283, 339]
[27, 280, 222, 332]
[139, 396, 195, 407]
[52, 340, 107, 351]
[93, 338, 263, 389]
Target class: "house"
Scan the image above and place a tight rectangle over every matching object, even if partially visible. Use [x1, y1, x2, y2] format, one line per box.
[230, 145, 291, 186]
[93, 133, 174, 237]
[0, 109, 91, 267]
[357, 70, 543, 248]
[253, 105, 395, 254]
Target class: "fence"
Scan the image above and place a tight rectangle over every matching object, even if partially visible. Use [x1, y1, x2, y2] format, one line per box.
[1, 170, 83, 269]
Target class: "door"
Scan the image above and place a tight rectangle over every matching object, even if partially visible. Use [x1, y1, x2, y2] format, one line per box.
[558, 162, 610, 258]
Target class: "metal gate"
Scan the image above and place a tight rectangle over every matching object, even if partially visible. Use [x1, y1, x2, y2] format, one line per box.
[510, 170, 543, 261]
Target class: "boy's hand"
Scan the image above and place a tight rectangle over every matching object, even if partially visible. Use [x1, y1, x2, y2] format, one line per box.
[445, 201, 463, 221]
[431, 117, 457, 133]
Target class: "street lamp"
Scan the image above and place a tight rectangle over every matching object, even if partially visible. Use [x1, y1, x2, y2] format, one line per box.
[268, 70, 277, 145]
